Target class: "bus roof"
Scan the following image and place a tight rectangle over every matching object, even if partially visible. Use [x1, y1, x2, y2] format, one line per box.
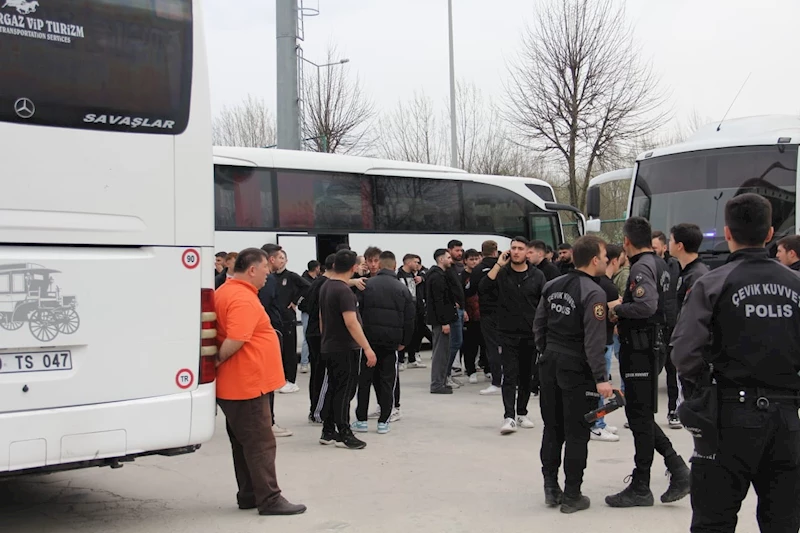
[637, 115, 800, 161]
[212, 146, 556, 193]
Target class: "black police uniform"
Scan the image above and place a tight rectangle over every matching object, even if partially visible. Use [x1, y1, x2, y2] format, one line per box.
[606, 251, 689, 507]
[671, 248, 800, 533]
[533, 270, 608, 510]
[672, 256, 710, 400]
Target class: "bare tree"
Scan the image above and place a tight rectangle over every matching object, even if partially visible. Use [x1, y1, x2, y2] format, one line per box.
[301, 47, 376, 154]
[212, 94, 276, 147]
[377, 92, 446, 164]
[505, 0, 670, 209]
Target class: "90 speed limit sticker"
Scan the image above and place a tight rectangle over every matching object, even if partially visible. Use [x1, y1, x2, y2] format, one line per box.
[176, 368, 194, 389]
[182, 248, 200, 269]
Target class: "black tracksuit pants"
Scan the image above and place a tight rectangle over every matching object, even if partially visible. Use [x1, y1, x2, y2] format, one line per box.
[307, 335, 327, 422]
[664, 346, 679, 412]
[462, 320, 488, 376]
[538, 353, 597, 495]
[321, 350, 360, 435]
[481, 314, 502, 387]
[402, 310, 430, 363]
[499, 334, 536, 420]
[620, 344, 678, 484]
[355, 348, 398, 423]
[280, 322, 298, 384]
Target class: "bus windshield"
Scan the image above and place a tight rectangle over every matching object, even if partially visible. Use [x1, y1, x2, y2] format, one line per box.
[632, 145, 797, 253]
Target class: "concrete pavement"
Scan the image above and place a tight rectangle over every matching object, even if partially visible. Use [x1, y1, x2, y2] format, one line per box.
[1, 353, 761, 532]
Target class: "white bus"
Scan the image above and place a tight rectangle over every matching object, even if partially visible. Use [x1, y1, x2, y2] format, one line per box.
[213, 147, 585, 271]
[586, 115, 798, 269]
[0, 0, 217, 476]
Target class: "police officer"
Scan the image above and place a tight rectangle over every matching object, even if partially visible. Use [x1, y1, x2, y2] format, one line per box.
[606, 217, 690, 507]
[534, 235, 615, 514]
[671, 193, 800, 533]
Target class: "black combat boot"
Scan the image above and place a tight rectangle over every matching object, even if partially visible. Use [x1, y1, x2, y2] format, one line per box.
[605, 469, 655, 508]
[560, 486, 590, 514]
[544, 484, 563, 507]
[661, 454, 691, 503]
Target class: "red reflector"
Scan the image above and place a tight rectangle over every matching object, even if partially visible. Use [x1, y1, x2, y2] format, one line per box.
[201, 288, 215, 313]
[199, 355, 216, 384]
[199, 289, 217, 384]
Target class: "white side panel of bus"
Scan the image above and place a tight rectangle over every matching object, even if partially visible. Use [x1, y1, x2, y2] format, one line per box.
[277, 235, 318, 272]
[0, 245, 203, 413]
[0, 128, 175, 247]
[174, 0, 214, 251]
[348, 234, 511, 268]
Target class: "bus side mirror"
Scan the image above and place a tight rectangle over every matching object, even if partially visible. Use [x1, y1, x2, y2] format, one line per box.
[585, 218, 601, 233]
[586, 186, 601, 219]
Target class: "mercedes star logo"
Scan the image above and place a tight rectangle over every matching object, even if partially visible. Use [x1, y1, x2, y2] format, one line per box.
[14, 98, 35, 119]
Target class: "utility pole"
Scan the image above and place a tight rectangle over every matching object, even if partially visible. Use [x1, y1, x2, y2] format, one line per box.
[276, 0, 300, 149]
[447, 0, 458, 168]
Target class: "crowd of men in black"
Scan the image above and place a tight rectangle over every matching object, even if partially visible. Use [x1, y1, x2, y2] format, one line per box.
[214, 192, 800, 530]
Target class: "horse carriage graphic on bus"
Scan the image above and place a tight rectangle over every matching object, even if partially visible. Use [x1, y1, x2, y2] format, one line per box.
[0, 264, 80, 343]
[1, 0, 40, 15]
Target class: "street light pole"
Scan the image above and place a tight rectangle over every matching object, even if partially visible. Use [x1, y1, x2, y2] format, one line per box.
[448, 0, 458, 168]
[298, 56, 349, 152]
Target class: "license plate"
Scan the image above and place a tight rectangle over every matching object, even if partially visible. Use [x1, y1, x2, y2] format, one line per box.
[0, 351, 72, 374]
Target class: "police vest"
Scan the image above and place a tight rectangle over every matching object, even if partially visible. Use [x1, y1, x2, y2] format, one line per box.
[711, 250, 800, 390]
[541, 271, 599, 356]
[620, 251, 667, 332]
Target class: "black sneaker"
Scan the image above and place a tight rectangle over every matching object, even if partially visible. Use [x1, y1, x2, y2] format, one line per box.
[667, 410, 683, 429]
[319, 430, 340, 446]
[430, 386, 453, 394]
[560, 494, 590, 514]
[335, 430, 367, 450]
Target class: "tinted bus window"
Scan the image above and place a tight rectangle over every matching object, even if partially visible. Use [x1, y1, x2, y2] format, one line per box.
[276, 170, 374, 231]
[463, 182, 531, 237]
[214, 166, 275, 230]
[0, 0, 192, 134]
[375, 176, 463, 232]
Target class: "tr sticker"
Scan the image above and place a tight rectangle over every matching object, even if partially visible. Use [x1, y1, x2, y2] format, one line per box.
[176, 368, 194, 389]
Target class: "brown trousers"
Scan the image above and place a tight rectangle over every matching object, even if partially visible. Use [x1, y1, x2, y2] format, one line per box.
[217, 393, 281, 510]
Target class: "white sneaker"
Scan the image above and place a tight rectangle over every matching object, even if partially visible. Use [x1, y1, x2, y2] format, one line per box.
[299, 364, 309, 374]
[408, 360, 427, 368]
[500, 418, 518, 434]
[516, 415, 535, 429]
[468, 374, 478, 384]
[398, 362, 406, 372]
[479, 385, 501, 395]
[272, 424, 293, 437]
[367, 407, 381, 419]
[605, 425, 619, 435]
[389, 408, 402, 422]
[278, 382, 299, 394]
[590, 427, 620, 442]
[446, 377, 461, 389]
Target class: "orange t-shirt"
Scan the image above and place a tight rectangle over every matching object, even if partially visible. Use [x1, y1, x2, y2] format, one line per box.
[215, 278, 285, 400]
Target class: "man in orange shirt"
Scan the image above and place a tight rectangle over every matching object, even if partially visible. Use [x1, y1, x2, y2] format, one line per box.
[215, 248, 306, 516]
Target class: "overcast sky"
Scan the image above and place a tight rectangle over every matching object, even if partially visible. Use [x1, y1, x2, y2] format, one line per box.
[203, 0, 800, 133]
